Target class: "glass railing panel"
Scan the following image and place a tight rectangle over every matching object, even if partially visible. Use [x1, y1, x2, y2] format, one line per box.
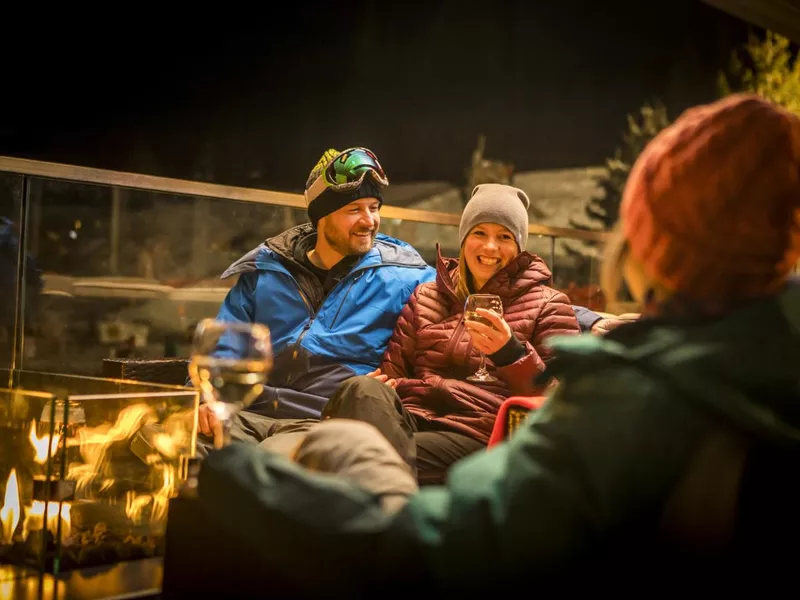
[379, 218, 458, 265]
[552, 238, 605, 312]
[23, 178, 309, 376]
[0, 173, 24, 370]
[526, 234, 555, 270]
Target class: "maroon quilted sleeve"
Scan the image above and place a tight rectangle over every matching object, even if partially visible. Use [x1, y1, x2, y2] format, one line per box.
[380, 287, 420, 379]
[531, 290, 581, 362]
[497, 289, 581, 395]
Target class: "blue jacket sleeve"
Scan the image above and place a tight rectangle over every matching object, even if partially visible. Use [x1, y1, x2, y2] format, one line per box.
[216, 272, 257, 324]
[572, 305, 602, 333]
[209, 273, 258, 359]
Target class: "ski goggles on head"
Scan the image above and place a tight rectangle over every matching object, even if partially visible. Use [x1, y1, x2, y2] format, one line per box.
[305, 147, 389, 204]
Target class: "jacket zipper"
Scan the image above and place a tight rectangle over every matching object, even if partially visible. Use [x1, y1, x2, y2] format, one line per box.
[288, 267, 364, 361]
[288, 260, 416, 361]
[283, 283, 316, 386]
[444, 315, 469, 366]
[292, 284, 315, 360]
[328, 274, 362, 330]
[296, 285, 313, 317]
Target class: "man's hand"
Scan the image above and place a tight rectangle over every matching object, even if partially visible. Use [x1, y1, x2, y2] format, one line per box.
[465, 308, 512, 355]
[366, 368, 398, 389]
[198, 404, 225, 448]
[198, 403, 217, 436]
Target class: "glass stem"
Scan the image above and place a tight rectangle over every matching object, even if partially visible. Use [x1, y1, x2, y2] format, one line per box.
[479, 352, 487, 374]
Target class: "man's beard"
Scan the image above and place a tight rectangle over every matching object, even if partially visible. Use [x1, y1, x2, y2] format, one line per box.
[322, 225, 377, 257]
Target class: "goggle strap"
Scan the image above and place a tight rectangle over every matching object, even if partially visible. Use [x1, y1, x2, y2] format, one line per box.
[306, 169, 387, 205]
[305, 174, 328, 205]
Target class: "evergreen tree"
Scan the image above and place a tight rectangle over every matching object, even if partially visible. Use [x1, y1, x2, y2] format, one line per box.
[575, 102, 670, 232]
[718, 31, 800, 115]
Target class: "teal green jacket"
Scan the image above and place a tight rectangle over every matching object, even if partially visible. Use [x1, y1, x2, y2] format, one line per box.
[198, 284, 800, 594]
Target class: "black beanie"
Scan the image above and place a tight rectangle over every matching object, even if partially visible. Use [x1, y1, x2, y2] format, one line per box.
[304, 148, 386, 227]
[307, 175, 384, 228]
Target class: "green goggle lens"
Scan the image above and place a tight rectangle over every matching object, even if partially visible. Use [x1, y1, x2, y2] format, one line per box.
[327, 148, 386, 185]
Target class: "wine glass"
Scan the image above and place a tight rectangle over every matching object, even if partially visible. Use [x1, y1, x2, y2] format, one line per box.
[464, 294, 503, 383]
[188, 319, 273, 448]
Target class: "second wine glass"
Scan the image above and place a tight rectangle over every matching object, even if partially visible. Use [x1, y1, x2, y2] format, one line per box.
[188, 319, 273, 448]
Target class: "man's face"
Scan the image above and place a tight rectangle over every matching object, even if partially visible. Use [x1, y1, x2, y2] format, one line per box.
[318, 197, 381, 257]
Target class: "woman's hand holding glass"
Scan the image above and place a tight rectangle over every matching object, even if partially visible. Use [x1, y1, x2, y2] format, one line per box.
[464, 307, 512, 355]
[464, 294, 509, 382]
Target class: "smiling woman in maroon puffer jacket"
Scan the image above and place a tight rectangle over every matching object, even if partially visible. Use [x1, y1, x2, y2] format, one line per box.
[322, 184, 581, 484]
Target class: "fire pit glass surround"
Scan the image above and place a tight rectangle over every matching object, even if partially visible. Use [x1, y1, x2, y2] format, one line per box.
[0, 370, 198, 576]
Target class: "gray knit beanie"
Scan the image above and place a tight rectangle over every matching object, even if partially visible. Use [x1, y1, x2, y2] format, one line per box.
[459, 184, 531, 250]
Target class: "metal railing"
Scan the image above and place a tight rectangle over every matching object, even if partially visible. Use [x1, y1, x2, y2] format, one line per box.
[0, 156, 609, 242]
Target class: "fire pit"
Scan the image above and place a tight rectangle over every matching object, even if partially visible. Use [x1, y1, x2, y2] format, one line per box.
[0, 370, 198, 578]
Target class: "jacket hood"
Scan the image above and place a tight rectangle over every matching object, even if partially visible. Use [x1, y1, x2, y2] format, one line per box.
[220, 224, 429, 280]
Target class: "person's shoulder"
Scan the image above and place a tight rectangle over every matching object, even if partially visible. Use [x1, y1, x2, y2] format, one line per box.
[413, 280, 440, 299]
[533, 284, 573, 304]
[374, 234, 430, 270]
[220, 244, 281, 280]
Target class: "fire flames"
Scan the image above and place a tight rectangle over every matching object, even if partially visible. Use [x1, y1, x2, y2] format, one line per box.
[0, 471, 19, 544]
[66, 404, 183, 525]
[0, 469, 72, 547]
[22, 502, 71, 541]
[0, 402, 192, 561]
[28, 423, 60, 465]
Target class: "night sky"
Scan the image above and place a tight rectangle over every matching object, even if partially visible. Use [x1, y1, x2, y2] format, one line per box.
[0, 1, 753, 191]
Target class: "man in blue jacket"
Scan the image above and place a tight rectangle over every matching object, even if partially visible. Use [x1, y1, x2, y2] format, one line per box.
[197, 148, 437, 449]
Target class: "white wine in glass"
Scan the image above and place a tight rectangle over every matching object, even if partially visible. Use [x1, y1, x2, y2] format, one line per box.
[464, 294, 503, 383]
[188, 319, 273, 448]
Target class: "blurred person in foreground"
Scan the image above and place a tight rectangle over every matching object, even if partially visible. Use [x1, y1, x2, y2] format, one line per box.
[197, 94, 800, 593]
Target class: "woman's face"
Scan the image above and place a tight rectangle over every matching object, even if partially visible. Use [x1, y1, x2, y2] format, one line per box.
[463, 223, 520, 290]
